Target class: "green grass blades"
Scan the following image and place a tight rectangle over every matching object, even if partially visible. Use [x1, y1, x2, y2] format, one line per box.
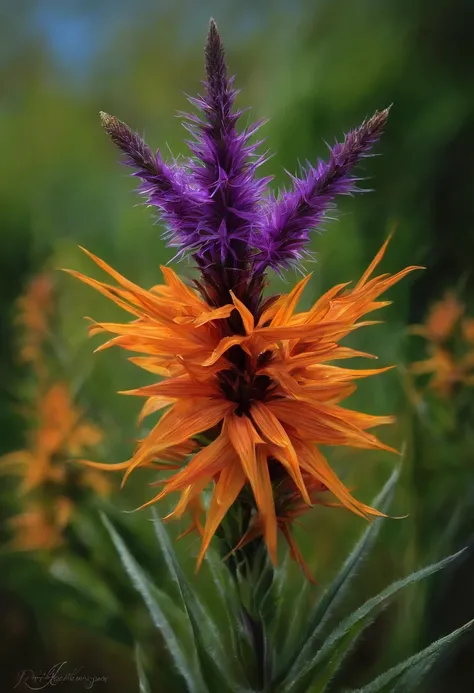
[100, 477, 470, 693]
[270, 464, 401, 683]
[101, 513, 208, 693]
[275, 548, 467, 693]
[135, 643, 152, 693]
[150, 509, 252, 693]
[350, 618, 474, 692]
[102, 511, 255, 693]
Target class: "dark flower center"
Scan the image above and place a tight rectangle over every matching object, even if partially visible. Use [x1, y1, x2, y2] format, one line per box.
[218, 345, 275, 416]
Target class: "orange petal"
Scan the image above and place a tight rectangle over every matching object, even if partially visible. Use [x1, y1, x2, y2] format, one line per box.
[202, 335, 247, 366]
[271, 274, 312, 327]
[295, 441, 384, 519]
[138, 396, 174, 424]
[280, 523, 316, 583]
[155, 433, 234, 499]
[303, 282, 350, 324]
[249, 403, 307, 503]
[226, 414, 277, 562]
[355, 234, 393, 290]
[128, 357, 174, 376]
[159, 265, 203, 307]
[250, 400, 293, 447]
[230, 292, 254, 334]
[255, 446, 278, 562]
[123, 399, 234, 484]
[63, 269, 144, 317]
[194, 304, 235, 326]
[78, 459, 132, 471]
[120, 376, 219, 399]
[197, 462, 246, 568]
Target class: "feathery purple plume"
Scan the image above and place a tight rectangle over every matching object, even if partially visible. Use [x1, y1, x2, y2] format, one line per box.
[99, 20, 389, 288]
[252, 109, 390, 272]
[99, 112, 205, 253]
[183, 19, 270, 267]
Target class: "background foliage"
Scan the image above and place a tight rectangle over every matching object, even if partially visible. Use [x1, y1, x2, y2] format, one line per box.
[1, 0, 473, 690]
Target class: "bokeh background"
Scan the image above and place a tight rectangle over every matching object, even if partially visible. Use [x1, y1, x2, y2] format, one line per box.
[1, 0, 474, 690]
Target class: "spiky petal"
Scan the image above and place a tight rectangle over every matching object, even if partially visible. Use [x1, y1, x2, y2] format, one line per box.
[68, 237, 420, 569]
[100, 112, 206, 253]
[253, 109, 390, 272]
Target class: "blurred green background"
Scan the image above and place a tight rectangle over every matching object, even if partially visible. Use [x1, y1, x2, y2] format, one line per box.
[1, 0, 474, 690]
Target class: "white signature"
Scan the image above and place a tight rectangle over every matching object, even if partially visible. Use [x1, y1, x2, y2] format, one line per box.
[15, 662, 108, 690]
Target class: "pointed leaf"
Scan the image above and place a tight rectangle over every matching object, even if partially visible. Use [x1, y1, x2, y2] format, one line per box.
[313, 464, 401, 630]
[151, 509, 248, 692]
[352, 618, 474, 692]
[101, 513, 206, 693]
[277, 548, 466, 693]
[203, 548, 248, 674]
[275, 464, 400, 682]
[135, 643, 152, 693]
[50, 555, 120, 614]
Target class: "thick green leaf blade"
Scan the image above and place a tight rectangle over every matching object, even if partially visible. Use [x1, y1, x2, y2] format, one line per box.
[277, 548, 466, 693]
[50, 555, 121, 613]
[352, 618, 474, 692]
[101, 513, 207, 693]
[307, 464, 401, 637]
[274, 464, 400, 683]
[203, 547, 251, 681]
[151, 509, 250, 693]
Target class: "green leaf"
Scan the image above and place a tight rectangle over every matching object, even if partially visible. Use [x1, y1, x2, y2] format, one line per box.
[352, 618, 474, 692]
[203, 547, 250, 680]
[101, 513, 207, 693]
[274, 464, 400, 683]
[276, 547, 466, 693]
[307, 464, 401, 639]
[150, 509, 249, 693]
[135, 643, 152, 693]
[50, 555, 121, 614]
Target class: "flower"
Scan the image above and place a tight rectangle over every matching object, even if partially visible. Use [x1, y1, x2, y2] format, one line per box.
[16, 272, 54, 372]
[9, 502, 64, 552]
[69, 236, 417, 566]
[2, 383, 104, 495]
[410, 291, 464, 343]
[2, 378, 107, 549]
[410, 292, 474, 396]
[99, 20, 389, 292]
[68, 20, 417, 571]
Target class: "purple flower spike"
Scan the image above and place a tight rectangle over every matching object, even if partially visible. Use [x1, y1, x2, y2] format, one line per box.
[183, 19, 270, 267]
[100, 112, 206, 252]
[100, 20, 389, 289]
[252, 109, 390, 272]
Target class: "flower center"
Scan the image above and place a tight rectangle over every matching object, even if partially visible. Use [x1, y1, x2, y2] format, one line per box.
[217, 346, 275, 416]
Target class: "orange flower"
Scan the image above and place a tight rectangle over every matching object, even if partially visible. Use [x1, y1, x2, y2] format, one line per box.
[9, 503, 63, 552]
[16, 273, 54, 370]
[2, 382, 108, 550]
[410, 346, 462, 397]
[463, 318, 474, 345]
[68, 237, 418, 567]
[2, 383, 104, 494]
[410, 291, 464, 343]
[409, 292, 474, 396]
